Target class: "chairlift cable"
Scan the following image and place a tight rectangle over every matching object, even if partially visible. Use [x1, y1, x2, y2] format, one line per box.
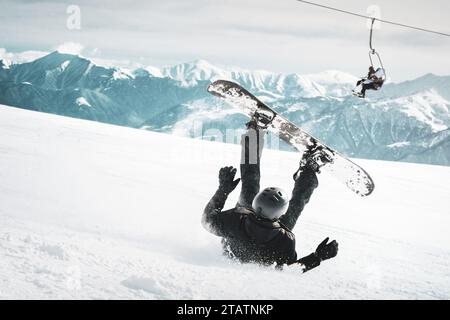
[296, 0, 450, 37]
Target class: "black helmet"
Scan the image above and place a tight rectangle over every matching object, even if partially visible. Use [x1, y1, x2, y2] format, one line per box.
[252, 187, 289, 220]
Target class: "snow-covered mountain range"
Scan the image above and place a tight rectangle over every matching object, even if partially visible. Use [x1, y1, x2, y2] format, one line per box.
[1, 51, 449, 166]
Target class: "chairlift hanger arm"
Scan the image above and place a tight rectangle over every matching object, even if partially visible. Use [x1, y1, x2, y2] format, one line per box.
[369, 18, 376, 53]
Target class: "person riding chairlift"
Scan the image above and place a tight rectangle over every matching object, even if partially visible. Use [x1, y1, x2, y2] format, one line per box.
[353, 66, 385, 98]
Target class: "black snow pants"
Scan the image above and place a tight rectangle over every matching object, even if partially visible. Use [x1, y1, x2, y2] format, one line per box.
[361, 82, 377, 97]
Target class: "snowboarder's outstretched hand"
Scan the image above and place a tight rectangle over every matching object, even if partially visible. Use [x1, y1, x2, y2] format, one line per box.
[218, 166, 241, 195]
[315, 237, 338, 261]
[294, 237, 338, 272]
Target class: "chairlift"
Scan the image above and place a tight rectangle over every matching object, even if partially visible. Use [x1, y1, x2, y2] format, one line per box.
[368, 18, 386, 85]
[353, 18, 386, 98]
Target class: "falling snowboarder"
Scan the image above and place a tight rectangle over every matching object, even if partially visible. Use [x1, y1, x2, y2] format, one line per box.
[202, 120, 338, 272]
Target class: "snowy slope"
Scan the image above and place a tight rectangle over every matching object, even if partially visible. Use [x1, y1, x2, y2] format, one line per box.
[1, 105, 450, 299]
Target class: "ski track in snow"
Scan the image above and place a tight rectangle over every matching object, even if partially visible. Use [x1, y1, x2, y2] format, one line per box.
[0, 105, 450, 299]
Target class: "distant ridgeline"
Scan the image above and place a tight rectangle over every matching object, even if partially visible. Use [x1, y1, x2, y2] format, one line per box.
[1, 51, 450, 166]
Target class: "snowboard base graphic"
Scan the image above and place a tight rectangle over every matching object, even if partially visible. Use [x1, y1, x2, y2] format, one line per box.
[207, 80, 375, 197]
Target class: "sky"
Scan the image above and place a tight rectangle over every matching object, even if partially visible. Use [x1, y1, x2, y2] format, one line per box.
[1, 0, 449, 81]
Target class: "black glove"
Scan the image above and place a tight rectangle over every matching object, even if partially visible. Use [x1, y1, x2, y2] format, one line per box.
[315, 237, 338, 261]
[218, 166, 241, 195]
[296, 237, 338, 272]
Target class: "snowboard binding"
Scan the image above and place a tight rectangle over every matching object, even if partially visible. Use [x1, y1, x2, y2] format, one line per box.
[249, 108, 276, 130]
[293, 143, 334, 178]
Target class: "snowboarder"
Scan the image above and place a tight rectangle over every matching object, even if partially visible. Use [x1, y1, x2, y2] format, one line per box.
[202, 120, 338, 272]
[353, 66, 385, 98]
[356, 66, 376, 87]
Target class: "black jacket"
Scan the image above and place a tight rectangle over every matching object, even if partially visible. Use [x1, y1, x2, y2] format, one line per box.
[202, 189, 297, 266]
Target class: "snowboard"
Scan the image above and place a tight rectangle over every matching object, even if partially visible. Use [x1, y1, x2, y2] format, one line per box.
[207, 80, 375, 197]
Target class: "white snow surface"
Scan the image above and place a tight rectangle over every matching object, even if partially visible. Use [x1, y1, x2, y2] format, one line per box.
[112, 68, 134, 80]
[144, 66, 164, 78]
[0, 105, 450, 300]
[75, 97, 91, 107]
[60, 60, 70, 72]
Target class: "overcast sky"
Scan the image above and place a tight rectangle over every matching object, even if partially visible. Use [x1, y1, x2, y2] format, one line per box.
[1, 0, 449, 81]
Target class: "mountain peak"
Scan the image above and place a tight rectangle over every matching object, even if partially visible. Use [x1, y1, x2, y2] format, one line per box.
[45, 50, 75, 60]
[170, 59, 221, 72]
[31, 51, 91, 69]
[414, 73, 450, 83]
[305, 70, 358, 84]
[162, 59, 226, 85]
[189, 58, 213, 66]
[420, 72, 438, 78]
